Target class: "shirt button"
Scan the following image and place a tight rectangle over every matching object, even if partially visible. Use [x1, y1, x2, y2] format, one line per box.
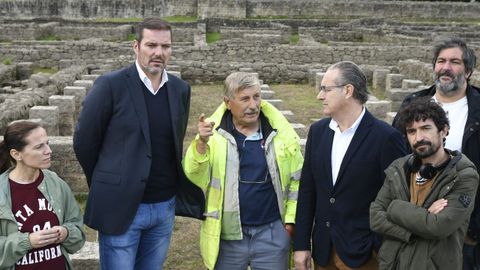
[329, 198, 335, 204]
[326, 221, 330, 227]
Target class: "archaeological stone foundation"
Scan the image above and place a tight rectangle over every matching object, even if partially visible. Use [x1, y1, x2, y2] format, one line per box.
[2, 0, 480, 268]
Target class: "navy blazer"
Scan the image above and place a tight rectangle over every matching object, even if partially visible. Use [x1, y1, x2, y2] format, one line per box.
[294, 110, 407, 267]
[74, 64, 204, 234]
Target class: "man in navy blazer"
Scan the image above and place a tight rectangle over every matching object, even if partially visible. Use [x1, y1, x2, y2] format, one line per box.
[293, 61, 407, 270]
[73, 18, 204, 269]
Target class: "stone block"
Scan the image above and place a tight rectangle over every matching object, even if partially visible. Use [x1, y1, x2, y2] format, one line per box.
[260, 84, 270, 91]
[91, 69, 107, 75]
[315, 72, 326, 92]
[261, 90, 275, 99]
[100, 64, 113, 72]
[308, 69, 323, 86]
[59, 60, 75, 69]
[385, 88, 417, 102]
[386, 74, 404, 92]
[71, 242, 99, 270]
[49, 95, 75, 136]
[63, 86, 87, 121]
[402, 79, 423, 90]
[26, 73, 50, 88]
[0, 65, 16, 85]
[81, 74, 100, 81]
[385, 112, 397, 125]
[264, 99, 283, 110]
[359, 65, 374, 84]
[290, 123, 308, 138]
[280, 110, 295, 122]
[49, 136, 88, 193]
[168, 65, 181, 72]
[391, 101, 404, 112]
[249, 72, 259, 79]
[29, 106, 59, 136]
[73, 80, 94, 93]
[239, 67, 254, 72]
[366, 100, 391, 120]
[372, 69, 390, 92]
[16, 62, 33, 80]
[169, 71, 182, 79]
[299, 138, 307, 154]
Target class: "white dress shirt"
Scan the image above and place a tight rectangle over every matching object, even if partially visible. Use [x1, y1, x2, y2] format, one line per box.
[329, 107, 366, 185]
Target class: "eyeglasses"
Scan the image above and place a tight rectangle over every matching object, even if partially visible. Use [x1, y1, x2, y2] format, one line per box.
[318, 84, 347, 93]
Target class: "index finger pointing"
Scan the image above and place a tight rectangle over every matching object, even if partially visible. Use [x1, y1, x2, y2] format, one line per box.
[198, 113, 205, 122]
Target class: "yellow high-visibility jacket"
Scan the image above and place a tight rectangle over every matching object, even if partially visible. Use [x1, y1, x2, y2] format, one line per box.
[183, 101, 303, 269]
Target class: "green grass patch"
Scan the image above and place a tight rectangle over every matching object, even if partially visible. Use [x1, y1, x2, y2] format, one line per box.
[206, 32, 221, 43]
[164, 16, 197, 23]
[2, 58, 12, 65]
[94, 18, 143, 23]
[369, 83, 385, 100]
[33, 67, 58, 74]
[74, 193, 88, 207]
[270, 84, 323, 127]
[290, 34, 299, 44]
[37, 34, 60, 41]
[126, 33, 136, 41]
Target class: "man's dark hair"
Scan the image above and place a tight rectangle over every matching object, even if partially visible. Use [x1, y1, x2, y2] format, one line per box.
[328, 61, 369, 104]
[396, 96, 449, 136]
[432, 37, 476, 80]
[135, 17, 172, 43]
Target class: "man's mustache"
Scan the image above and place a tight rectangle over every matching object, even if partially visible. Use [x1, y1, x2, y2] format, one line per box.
[437, 70, 455, 79]
[413, 140, 432, 148]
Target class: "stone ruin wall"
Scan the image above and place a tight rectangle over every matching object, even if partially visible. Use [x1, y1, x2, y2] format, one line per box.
[3, 2, 480, 195]
[0, 40, 437, 83]
[2, 0, 480, 20]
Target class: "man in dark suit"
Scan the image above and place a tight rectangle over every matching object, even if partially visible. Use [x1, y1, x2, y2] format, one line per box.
[73, 18, 204, 269]
[293, 61, 407, 270]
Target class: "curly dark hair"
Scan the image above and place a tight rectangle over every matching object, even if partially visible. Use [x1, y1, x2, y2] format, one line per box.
[396, 96, 449, 136]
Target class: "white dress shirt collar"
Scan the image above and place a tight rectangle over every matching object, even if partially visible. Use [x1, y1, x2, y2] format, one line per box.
[135, 60, 169, 95]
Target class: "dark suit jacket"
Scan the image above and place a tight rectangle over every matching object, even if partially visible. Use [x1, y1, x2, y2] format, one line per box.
[294, 110, 407, 267]
[73, 64, 204, 234]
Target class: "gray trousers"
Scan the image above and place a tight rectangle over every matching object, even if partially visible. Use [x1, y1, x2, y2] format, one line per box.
[214, 219, 290, 270]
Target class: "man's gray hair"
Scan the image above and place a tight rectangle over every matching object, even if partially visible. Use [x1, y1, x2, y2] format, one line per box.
[328, 61, 369, 104]
[224, 72, 261, 98]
